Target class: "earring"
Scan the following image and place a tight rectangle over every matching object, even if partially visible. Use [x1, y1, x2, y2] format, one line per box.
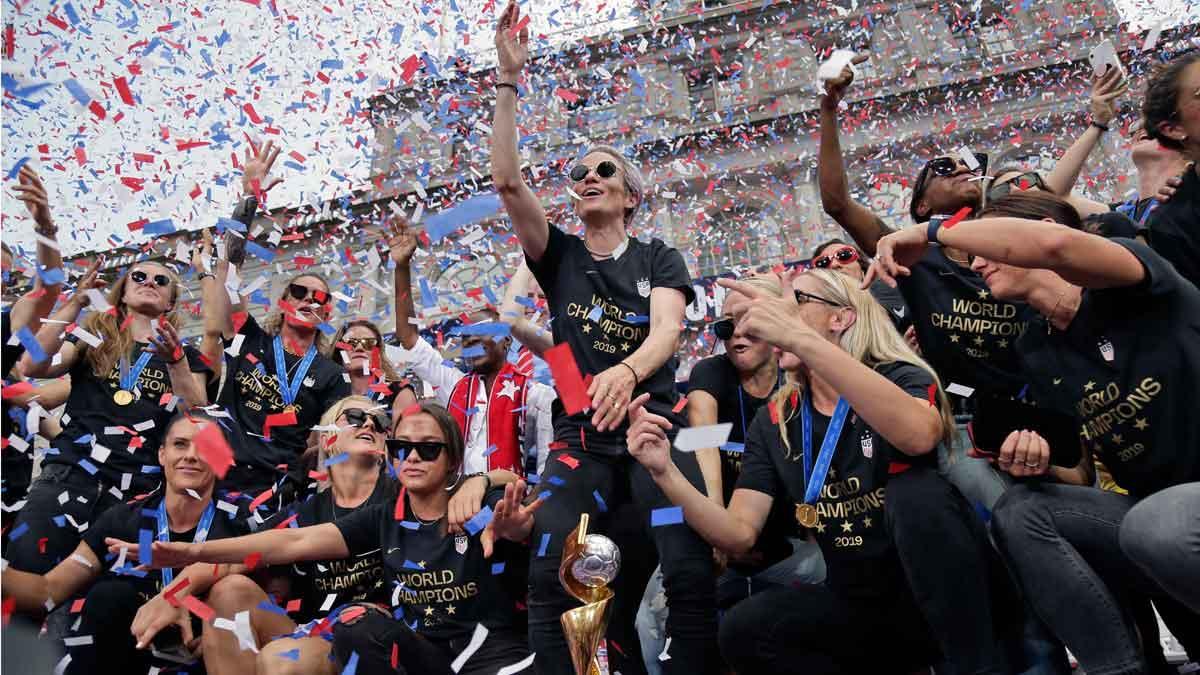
[445, 470, 463, 492]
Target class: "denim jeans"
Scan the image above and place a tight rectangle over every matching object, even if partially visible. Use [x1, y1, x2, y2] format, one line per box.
[991, 482, 1196, 675]
[1119, 482, 1200, 613]
[636, 538, 826, 675]
[527, 449, 718, 675]
[941, 418, 1013, 514]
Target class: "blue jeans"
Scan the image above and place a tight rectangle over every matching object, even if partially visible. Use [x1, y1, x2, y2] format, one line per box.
[1119, 482, 1200, 613]
[991, 482, 1195, 675]
[636, 538, 827, 675]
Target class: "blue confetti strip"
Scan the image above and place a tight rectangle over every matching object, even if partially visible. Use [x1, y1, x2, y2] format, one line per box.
[536, 532, 551, 557]
[138, 528, 154, 566]
[651, 506, 684, 527]
[464, 505, 493, 536]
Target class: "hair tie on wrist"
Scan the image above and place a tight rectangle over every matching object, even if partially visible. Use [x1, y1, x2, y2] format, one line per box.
[618, 361, 639, 385]
[497, 82, 519, 95]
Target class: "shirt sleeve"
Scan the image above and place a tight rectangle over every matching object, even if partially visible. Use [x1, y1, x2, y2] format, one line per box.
[650, 242, 697, 305]
[733, 410, 784, 499]
[332, 503, 386, 557]
[525, 225, 568, 297]
[686, 357, 727, 398]
[80, 502, 136, 563]
[879, 362, 936, 401]
[392, 336, 465, 406]
[226, 312, 265, 348]
[525, 381, 557, 476]
[182, 345, 213, 376]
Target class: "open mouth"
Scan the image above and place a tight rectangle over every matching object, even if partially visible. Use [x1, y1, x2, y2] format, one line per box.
[354, 431, 376, 442]
[581, 187, 603, 198]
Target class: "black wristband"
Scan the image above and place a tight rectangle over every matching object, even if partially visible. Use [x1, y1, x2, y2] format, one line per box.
[1090, 120, 1109, 132]
[497, 82, 519, 96]
[232, 195, 259, 224]
[618, 361, 639, 386]
[468, 472, 492, 492]
[197, 272, 216, 282]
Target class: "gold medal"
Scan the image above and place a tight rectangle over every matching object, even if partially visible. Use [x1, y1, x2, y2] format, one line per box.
[795, 503, 819, 529]
[282, 404, 297, 414]
[113, 389, 135, 406]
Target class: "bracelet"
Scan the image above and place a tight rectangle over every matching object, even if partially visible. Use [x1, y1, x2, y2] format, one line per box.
[468, 472, 492, 492]
[618, 361, 639, 385]
[1090, 120, 1109, 132]
[926, 216, 944, 245]
[497, 82, 519, 96]
[197, 272, 216, 282]
[34, 224, 58, 237]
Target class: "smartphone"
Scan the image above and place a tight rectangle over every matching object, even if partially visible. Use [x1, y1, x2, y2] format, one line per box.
[1088, 39, 1121, 77]
[225, 230, 247, 266]
[967, 395, 1082, 468]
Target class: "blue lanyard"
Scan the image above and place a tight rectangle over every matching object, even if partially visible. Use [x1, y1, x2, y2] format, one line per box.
[273, 336, 318, 407]
[1117, 198, 1159, 227]
[733, 368, 785, 445]
[800, 395, 850, 506]
[119, 351, 155, 392]
[157, 499, 216, 586]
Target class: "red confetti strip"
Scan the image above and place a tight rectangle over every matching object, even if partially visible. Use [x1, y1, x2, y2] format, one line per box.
[672, 397, 688, 414]
[182, 596, 216, 623]
[114, 76, 134, 105]
[393, 486, 406, 521]
[942, 206, 973, 229]
[242, 102, 262, 124]
[243, 552, 262, 571]
[543, 343, 590, 415]
[193, 422, 234, 479]
[556, 454, 579, 469]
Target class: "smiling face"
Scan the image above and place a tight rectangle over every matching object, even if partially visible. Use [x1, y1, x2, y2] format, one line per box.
[121, 262, 176, 316]
[284, 275, 332, 328]
[571, 151, 637, 228]
[329, 404, 388, 461]
[720, 290, 775, 375]
[341, 324, 378, 373]
[1157, 60, 1200, 159]
[916, 155, 983, 219]
[394, 412, 455, 494]
[812, 243, 864, 281]
[159, 417, 217, 495]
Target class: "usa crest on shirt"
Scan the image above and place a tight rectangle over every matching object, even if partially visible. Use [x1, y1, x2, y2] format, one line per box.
[636, 277, 651, 298]
[860, 431, 874, 458]
[455, 533, 468, 555]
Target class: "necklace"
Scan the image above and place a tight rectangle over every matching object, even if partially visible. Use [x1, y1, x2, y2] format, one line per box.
[584, 236, 628, 260]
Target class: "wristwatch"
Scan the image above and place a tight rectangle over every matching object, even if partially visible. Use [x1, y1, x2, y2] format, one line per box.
[926, 215, 948, 244]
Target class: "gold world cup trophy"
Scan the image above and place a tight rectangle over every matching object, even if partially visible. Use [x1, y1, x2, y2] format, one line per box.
[558, 513, 621, 675]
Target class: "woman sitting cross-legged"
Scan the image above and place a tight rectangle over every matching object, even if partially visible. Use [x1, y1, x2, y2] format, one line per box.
[626, 269, 1018, 675]
[129, 402, 538, 675]
[0, 410, 250, 675]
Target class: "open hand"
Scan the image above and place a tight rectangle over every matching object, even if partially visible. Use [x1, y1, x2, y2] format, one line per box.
[150, 318, 186, 364]
[12, 165, 55, 232]
[495, 1, 530, 82]
[241, 138, 283, 196]
[863, 224, 929, 288]
[484, 480, 544, 557]
[385, 214, 418, 264]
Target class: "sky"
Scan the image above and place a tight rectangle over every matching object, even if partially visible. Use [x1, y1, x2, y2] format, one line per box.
[0, 0, 1195, 257]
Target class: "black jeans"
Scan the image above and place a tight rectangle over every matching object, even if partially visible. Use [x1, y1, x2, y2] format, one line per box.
[65, 577, 162, 675]
[7, 463, 160, 574]
[528, 449, 718, 675]
[992, 483, 1200, 675]
[331, 609, 530, 675]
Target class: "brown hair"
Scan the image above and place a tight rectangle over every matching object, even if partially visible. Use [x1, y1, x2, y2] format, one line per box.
[328, 319, 400, 381]
[978, 191, 1082, 230]
[262, 272, 332, 351]
[1144, 51, 1200, 151]
[81, 262, 182, 378]
[809, 238, 868, 273]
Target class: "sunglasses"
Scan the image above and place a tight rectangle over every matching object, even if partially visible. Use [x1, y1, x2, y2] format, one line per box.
[287, 283, 330, 306]
[130, 269, 171, 287]
[712, 318, 735, 341]
[569, 160, 618, 182]
[794, 290, 843, 307]
[342, 337, 379, 351]
[386, 439, 447, 462]
[812, 246, 859, 269]
[926, 152, 989, 178]
[986, 172, 1047, 203]
[339, 408, 390, 434]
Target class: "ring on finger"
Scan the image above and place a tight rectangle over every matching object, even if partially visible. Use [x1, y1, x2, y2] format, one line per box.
[1023, 461, 1039, 468]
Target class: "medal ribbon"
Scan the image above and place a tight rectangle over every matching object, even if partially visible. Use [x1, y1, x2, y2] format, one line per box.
[273, 336, 318, 408]
[157, 499, 216, 586]
[119, 351, 155, 393]
[800, 394, 850, 506]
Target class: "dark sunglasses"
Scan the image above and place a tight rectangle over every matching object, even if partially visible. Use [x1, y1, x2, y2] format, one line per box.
[926, 152, 989, 178]
[812, 246, 859, 269]
[342, 337, 379, 351]
[386, 439, 447, 462]
[569, 160, 618, 182]
[712, 318, 735, 341]
[340, 407, 390, 434]
[794, 290, 843, 307]
[130, 269, 171, 287]
[287, 283, 330, 306]
[986, 172, 1048, 203]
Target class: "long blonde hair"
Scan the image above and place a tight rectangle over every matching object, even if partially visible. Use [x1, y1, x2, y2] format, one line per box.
[315, 395, 386, 492]
[327, 319, 400, 381]
[262, 272, 333, 352]
[81, 262, 182, 378]
[771, 269, 955, 457]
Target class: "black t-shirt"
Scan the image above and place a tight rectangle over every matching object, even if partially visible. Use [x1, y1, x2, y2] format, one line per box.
[1017, 239, 1200, 498]
[1083, 211, 1140, 240]
[81, 493, 249, 602]
[898, 247, 1035, 401]
[868, 279, 912, 333]
[50, 342, 210, 486]
[736, 362, 936, 599]
[1145, 167, 1200, 290]
[260, 475, 397, 622]
[334, 489, 525, 643]
[527, 226, 696, 454]
[2, 310, 33, 504]
[218, 314, 349, 481]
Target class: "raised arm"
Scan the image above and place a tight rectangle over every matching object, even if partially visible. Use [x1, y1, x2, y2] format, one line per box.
[19, 260, 102, 379]
[191, 230, 226, 379]
[492, 1, 550, 261]
[386, 216, 420, 350]
[1, 540, 100, 616]
[586, 287, 685, 433]
[1043, 67, 1127, 198]
[626, 395, 771, 555]
[8, 166, 65, 336]
[499, 263, 554, 356]
[817, 55, 892, 257]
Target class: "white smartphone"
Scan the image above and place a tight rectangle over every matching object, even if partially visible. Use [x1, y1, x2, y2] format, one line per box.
[1088, 39, 1121, 77]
